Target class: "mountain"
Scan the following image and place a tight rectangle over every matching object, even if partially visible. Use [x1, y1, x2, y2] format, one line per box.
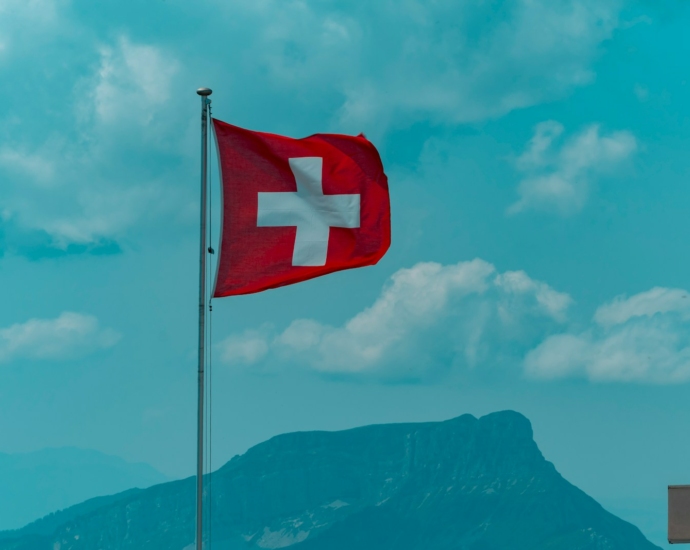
[0, 489, 143, 543]
[0, 448, 167, 531]
[0, 412, 659, 550]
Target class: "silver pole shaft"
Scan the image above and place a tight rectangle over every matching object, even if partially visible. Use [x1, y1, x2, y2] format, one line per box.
[195, 86, 212, 550]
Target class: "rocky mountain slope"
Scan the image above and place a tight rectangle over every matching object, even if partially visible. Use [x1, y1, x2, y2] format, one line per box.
[0, 411, 660, 550]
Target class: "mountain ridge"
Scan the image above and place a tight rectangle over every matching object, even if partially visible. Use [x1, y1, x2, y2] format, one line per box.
[0, 411, 660, 550]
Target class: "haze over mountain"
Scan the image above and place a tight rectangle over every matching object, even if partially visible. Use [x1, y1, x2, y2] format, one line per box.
[0, 412, 659, 550]
[0, 448, 167, 531]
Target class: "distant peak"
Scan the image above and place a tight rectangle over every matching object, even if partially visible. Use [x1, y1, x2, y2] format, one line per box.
[440, 410, 534, 440]
[480, 410, 534, 433]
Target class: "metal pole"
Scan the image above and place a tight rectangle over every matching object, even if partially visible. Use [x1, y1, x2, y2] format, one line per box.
[195, 86, 212, 550]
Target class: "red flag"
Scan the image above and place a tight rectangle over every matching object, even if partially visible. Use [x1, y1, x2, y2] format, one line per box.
[212, 119, 391, 297]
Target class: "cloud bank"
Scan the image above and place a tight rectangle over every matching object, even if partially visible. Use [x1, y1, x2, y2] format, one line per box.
[220, 262, 690, 385]
[229, 0, 624, 131]
[219, 259, 572, 380]
[526, 287, 690, 383]
[0, 312, 120, 363]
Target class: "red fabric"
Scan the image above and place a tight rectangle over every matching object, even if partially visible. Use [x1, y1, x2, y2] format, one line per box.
[212, 119, 391, 297]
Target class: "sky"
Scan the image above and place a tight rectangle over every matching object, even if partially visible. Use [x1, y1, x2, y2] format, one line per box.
[0, 0, 689, 545]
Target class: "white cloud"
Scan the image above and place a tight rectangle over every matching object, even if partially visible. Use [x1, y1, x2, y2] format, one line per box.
[219, 328, 270, 365]
[0, 0, 61, 59]
[594, 287, 690, 327]
[0, 146, 172, 248]
[219, 259, 571, 379]
[526, 287, 690, 383]
[0, 312, 120, 363]
[41, 184, 166, 247]
[224, 0, 623, 131]
[495, 270, 573, 323]
[0, 36, 188, 250]
[89, 36, 179, 127]
[508, 121, 637, 215]
[0, 147, 54, 184]
[634, 83, 650, 102]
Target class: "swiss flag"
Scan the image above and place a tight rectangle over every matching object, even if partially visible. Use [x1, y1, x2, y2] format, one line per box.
[212, 119, 391, 297]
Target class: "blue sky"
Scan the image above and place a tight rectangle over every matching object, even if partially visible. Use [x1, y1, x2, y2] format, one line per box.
[1, 0, 689, 544]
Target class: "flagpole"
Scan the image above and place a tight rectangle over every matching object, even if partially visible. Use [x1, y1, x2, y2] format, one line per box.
[196, 86, 212, 550]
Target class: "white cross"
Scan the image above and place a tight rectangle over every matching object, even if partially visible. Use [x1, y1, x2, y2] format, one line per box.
[257, 157, 361, 266]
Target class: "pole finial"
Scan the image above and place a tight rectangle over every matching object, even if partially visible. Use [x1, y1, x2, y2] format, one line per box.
[197, 87, 213, 96]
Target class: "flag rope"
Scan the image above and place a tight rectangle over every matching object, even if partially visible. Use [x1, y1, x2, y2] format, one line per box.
[207, 99, 214, 550]
[205, 100, 214, 550]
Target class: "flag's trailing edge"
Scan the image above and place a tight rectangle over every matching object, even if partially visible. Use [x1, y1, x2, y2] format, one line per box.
[211, 121, 224, 299]
[212, 119, 391, 297]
